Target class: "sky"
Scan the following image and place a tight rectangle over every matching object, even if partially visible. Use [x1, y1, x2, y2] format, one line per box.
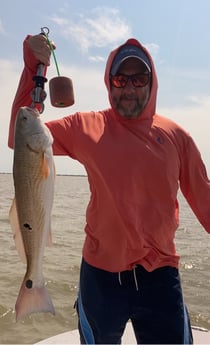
[1, 0, 210, 175]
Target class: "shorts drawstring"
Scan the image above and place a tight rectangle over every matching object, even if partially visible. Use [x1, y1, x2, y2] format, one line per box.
[118, 272, 122, 285]
[118, 266, 139, 291]
[133, 266, 139, 291]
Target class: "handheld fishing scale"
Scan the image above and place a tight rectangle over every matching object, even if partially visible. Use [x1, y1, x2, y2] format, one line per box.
[31, 27, 75, 113]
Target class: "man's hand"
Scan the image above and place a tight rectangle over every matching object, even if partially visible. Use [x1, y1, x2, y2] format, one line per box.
[28, 34, 56, 66]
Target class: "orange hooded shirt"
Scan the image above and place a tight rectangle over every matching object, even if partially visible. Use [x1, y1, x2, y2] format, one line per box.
[9, 37, 210, 272]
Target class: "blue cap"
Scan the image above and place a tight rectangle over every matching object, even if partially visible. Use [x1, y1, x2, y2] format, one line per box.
[110, 44, 151, 76]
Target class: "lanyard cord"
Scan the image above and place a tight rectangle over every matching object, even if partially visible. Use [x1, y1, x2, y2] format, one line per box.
[41, 27, 60, 77]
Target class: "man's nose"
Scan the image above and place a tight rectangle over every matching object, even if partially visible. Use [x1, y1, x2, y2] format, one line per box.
[124, 78, 136, 91]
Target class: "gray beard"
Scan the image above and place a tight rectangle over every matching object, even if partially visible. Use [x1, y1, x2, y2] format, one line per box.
[113, 96, 147, 119]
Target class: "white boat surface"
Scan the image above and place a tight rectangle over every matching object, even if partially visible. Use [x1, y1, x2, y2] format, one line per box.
[35, 322, 210, 344]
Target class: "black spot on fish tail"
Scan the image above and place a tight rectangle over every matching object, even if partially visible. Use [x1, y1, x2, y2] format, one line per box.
[23, 223, 32, 230]
[25, 280, 33, 289]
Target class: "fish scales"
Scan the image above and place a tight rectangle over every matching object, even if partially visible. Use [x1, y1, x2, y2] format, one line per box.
[9, 106, 55, 321]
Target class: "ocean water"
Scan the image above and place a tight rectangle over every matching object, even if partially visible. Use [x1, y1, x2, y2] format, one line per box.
[0, 173, 210, 344]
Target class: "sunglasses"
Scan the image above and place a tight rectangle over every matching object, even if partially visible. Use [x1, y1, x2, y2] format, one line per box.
[110, 73, 150, 88]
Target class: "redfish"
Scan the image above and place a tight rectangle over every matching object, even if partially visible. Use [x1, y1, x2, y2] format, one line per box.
[9, 106, 55, 321]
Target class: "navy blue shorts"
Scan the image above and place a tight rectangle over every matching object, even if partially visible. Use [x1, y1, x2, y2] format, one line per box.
[75, 259, 193, 344]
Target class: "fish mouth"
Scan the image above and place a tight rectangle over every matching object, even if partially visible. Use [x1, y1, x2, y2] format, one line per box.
[25, 106, 40, 115]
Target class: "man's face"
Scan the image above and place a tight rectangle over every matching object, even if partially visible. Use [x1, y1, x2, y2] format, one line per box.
[110, 58, 151, 119]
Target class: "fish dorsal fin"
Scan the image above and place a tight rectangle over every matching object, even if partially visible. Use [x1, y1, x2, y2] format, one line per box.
[9, 199, 27, 263]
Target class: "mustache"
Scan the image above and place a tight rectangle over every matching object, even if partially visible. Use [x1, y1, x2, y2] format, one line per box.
[120, 95, 138, 101]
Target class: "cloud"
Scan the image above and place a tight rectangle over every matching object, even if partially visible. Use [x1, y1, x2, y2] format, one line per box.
[88, 55, 105, 62]
[50, 7, 132, 52]
[145, 43, 160, 57]
[0, 58, 22, 172]
[45, 62, 109, 117]
[0, 59, 20, 120]
[158, 95, 210, 173]
[0, 20, 6, 35]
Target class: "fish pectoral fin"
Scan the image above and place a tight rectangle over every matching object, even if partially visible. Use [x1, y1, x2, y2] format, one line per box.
[41, 153, 51, 179]
[9, 198, 27, 264]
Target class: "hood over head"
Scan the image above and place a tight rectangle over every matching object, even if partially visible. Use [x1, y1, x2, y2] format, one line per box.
[104, 38, 158, 121]
[110, 44, 151, 76]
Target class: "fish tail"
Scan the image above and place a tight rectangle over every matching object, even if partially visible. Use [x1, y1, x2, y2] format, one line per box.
[15, 279, 55, 321]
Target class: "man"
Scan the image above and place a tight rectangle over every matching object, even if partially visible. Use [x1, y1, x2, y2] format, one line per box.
[9, 33, 210, 344]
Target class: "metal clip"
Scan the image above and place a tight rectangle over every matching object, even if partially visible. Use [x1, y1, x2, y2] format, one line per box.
[31, 64, 47, 113]
[40, 27, 50, 37]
